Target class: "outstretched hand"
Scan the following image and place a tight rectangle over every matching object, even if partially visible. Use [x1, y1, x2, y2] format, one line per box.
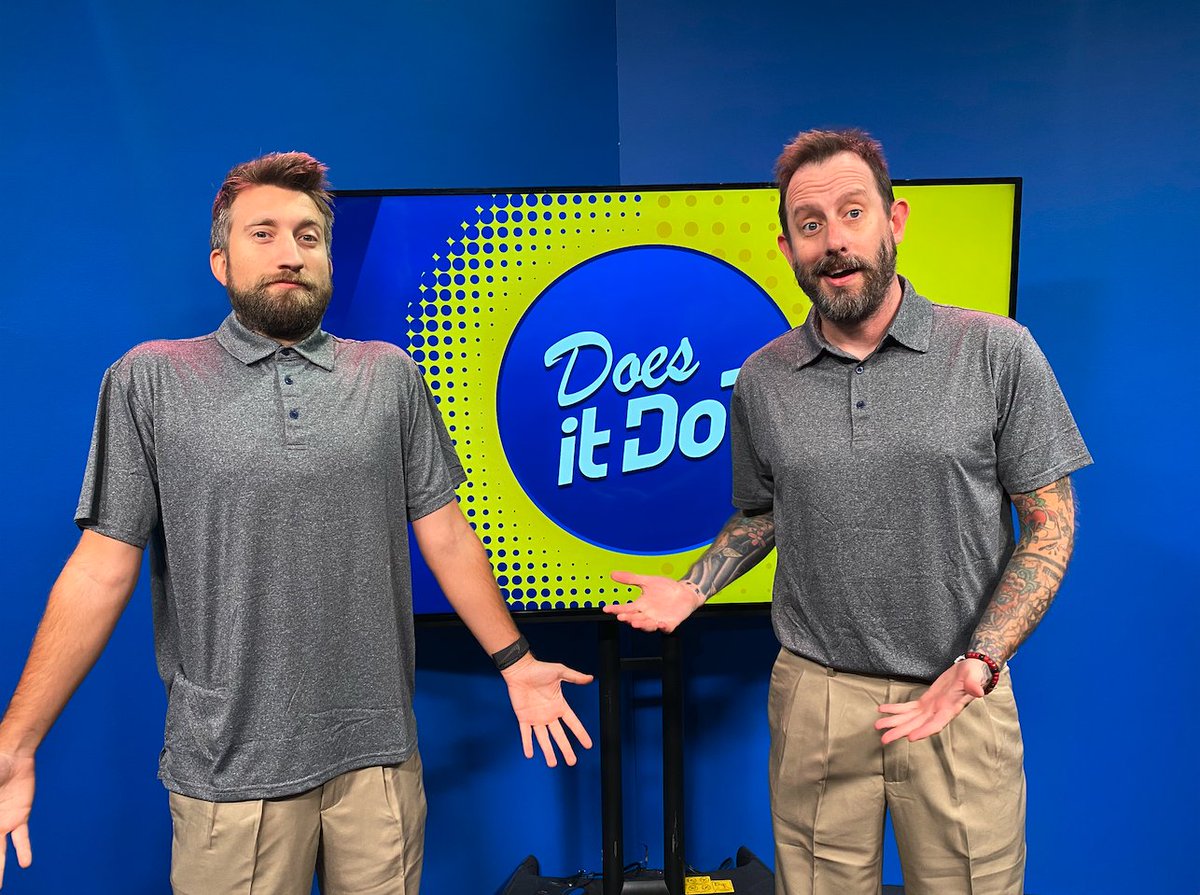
[603, 571, 706, 633]
[501, 656, 593, 768]
[874, 659, 988, 744]
[0, 749, 34, 889]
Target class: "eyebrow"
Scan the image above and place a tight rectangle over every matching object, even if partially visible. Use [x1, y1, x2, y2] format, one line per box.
[243, 217, 324, 233]
[790, 189, 873, 216]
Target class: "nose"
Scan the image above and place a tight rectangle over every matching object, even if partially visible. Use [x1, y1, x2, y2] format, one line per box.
[275, 235, 305, 270]
[823, 218, 849, 256]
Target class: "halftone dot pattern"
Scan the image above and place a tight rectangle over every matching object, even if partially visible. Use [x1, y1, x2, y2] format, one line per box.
[403, 187, 797, 610]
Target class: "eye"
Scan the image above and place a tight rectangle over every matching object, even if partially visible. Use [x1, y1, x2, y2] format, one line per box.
[300, 233, 321, 244]
[847, 208, 863, 220]
[251, 229, 271, 239]
[800, 220, 820, 234]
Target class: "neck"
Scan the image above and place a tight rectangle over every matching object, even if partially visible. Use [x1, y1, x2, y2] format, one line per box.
[818, 276, 904, 360]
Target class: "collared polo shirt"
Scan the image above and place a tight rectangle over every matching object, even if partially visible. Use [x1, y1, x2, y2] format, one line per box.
[76, 314, 464, 801]
[731, 279, 1092, 680]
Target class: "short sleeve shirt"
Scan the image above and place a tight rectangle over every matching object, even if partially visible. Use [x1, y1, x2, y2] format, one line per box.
[76, 314, 465, 801]
[731, 280, 1092, 680]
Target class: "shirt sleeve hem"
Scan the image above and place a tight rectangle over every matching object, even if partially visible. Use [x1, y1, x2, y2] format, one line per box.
[1004, 451, 1094, 496]
[407, 482, 462, 522]
[74, 520, 150, 549]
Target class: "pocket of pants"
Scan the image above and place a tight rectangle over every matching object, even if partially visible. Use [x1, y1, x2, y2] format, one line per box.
[767, 651, 806, 792]
[381, 751, 427, 829]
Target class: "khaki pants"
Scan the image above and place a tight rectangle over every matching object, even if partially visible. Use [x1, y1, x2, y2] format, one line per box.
[768, 650, 1025, 895]
[169, 753, 426, 895]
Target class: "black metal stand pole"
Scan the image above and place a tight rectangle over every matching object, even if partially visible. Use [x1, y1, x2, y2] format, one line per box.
[598, 623, 687, 895]
[662, 630, 685, 895]
[600, 621, 624, 895]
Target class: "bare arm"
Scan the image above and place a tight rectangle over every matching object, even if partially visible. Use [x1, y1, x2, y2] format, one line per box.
[606, 508, 776, 632]
[0, 529, 142, 883]
[969, 475, 1076, 663]
[411, 500, 521, 654]
[411, 501, 593, 767]
[876, 476, 1077, 743]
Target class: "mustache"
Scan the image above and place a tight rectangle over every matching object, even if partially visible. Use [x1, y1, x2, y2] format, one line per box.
[809, 254, 871, 277]
[258, 272, 317, 289]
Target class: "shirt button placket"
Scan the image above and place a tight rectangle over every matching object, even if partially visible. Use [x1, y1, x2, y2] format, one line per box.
[280, 351, 306, 448]
[850, 361, 870, 447]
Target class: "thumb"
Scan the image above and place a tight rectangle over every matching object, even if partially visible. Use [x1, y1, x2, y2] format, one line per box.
[610, 569, 650, 589]
[559, 667, 595, 686]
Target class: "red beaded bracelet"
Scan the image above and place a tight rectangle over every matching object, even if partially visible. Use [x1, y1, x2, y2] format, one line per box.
[955, 650, 1002, 695]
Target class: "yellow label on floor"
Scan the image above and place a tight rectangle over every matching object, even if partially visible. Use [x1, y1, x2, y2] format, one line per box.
[684, 876, 734, 893]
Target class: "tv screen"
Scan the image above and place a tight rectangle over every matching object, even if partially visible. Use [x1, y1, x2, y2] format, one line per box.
[327, 180, 1020, 618]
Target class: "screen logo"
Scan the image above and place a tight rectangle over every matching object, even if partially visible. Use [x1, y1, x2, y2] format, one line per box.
[497, 245, 788, 554]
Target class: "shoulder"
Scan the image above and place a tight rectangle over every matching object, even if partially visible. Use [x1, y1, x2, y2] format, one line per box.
[109, 332, 221, 377]
[329, 336, 423, 377]
[740, 326, 805, 380]
[928, 302, 1030, 358]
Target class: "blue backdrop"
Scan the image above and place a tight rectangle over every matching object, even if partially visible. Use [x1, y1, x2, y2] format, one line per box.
[2, 2, 1196, 893]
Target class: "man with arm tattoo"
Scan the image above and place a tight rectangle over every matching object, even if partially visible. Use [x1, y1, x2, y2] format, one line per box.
[605, 129, 1091, 895]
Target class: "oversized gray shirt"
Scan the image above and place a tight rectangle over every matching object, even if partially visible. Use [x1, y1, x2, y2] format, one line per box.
[731, 279, 1092, 680]
[76, 314, 464, 801]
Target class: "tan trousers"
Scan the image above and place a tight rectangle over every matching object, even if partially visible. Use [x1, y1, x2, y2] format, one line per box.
[169, 753, 426, 895]
[768, 650, 1025, 895]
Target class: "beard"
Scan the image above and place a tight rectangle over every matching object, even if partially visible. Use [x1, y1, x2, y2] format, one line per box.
[791, 235, 898, 326]
[226, 270, 333, 343]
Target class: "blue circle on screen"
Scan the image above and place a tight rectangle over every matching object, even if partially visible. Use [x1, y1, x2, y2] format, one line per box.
[496, 245, 788, 555]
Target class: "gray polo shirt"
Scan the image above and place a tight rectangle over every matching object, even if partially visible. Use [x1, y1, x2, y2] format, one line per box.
[76, 313, 464, 801]
[731, 279, 1092, 680]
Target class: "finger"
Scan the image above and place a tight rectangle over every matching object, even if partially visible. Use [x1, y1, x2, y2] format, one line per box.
[876, 700, 919, 715]
[874, 713, 914, 731]
[602, 599, 641, 614]
[12, 824, 30, 869]
[609, 606, 643, 621]
[904, 720, 946, 743]
[903, 711, 954, 742]
[561, 707, 593, 750]
[520, 722, 534, 760]
[549, 720, 577, 767]
[879, 715, 926, 745]
[534, 725, 557, 768]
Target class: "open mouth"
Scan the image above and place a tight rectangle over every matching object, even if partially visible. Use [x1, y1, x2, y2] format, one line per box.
[823, 266, 861, 283]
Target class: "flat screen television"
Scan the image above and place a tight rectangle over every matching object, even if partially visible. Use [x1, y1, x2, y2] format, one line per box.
[326, 180, 1021, 619]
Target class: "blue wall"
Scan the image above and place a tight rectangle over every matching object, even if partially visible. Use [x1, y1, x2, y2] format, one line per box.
[3, 2, 1197, 893]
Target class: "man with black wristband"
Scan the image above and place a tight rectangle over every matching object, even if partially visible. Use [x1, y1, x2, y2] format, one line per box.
[0, 152, 592, 894]
[606, 129, 1091, 894]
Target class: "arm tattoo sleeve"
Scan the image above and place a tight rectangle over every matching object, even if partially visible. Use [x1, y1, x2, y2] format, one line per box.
[970, 476, 1077, 663]
[683, 510, 776, 599]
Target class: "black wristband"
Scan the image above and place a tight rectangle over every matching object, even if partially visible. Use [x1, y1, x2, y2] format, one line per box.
[492, 635, 531, 671]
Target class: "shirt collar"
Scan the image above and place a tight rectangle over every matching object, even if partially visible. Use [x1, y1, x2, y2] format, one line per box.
[793, 276, 932, 367]
[216, 313, 336, 371]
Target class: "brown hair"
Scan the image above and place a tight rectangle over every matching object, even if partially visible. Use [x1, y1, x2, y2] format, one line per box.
[211, 152, 333, 253]
[773, 129, 893, 236]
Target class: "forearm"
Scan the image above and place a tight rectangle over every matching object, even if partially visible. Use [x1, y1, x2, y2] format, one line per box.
[414, 502, 520, 656]
[970, 477, 1076, 664]
[682, 509, 776, 599]
[0, 533, 139, 756]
